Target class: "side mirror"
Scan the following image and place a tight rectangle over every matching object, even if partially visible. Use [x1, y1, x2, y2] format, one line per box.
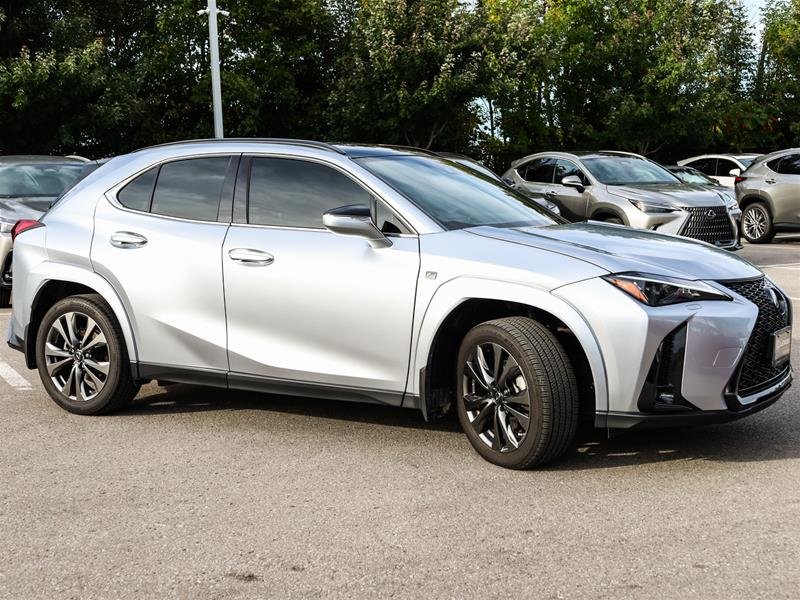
[323, 204, 392, 248]
[729, 168, 741, 177]
[502, 177, 515, 186]
[561, 175, 585, 192]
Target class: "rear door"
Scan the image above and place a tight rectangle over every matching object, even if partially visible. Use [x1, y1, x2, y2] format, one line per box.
[768, 154, 800, 224]
[92, 155, 237, 375]
[715, 158, 740, 188]
[514, 157, 557, 207]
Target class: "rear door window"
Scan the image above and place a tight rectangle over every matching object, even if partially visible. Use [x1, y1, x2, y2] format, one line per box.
[520, 158, 555, 183]
[776, 154, 800, 175]
[686, 158, 717, 176]
[150, 157, 231, 221]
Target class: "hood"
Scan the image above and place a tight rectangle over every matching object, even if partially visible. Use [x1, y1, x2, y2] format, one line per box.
[607, 183, 728, 208]
[0, 197, 53, 221]
[468, 222, 761, 281]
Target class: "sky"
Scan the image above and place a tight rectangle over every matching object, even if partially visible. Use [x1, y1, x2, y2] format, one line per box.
[743, 0, 765, 31]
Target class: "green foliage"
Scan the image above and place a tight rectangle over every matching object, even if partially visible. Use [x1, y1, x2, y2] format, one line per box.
[0, 0, 797, 164]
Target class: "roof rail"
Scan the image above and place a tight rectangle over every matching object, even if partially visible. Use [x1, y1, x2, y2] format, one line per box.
[134, 138, 347, 155]
[598, 149, 644, 158]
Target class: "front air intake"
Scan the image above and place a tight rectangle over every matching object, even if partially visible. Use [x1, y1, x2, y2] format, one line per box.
[637, 323, 696, 412]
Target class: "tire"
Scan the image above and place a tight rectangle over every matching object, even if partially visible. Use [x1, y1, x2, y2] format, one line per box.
[35, 294, 139, 415]
[0, 287, 10, 308]
[456, 317, 578, 469]
[741, 202, 775, 243]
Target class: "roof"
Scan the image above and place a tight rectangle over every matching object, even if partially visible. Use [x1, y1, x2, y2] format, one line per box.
[0, 155, 88, 166]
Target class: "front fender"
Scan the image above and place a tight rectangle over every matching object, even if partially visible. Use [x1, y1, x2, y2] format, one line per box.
[408, 276, 608, 413]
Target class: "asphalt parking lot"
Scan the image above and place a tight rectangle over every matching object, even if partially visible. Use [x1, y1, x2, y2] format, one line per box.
[0, 235, 799, 599]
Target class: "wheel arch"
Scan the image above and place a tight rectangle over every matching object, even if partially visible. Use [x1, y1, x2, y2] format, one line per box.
[25, 270, 138, 370]
[589, 208, 627, 223]
[739, 194, 771, 213]
[411, 279, 607, 425]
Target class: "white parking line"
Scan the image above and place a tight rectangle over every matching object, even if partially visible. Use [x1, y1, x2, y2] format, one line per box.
[761, 263, 800, 269]
[0, 360, 32, 390]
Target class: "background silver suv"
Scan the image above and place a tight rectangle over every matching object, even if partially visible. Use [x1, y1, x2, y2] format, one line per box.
[8, 140, 793, 469]
[502, 151, 740, 249]
[736, 148, 800, 243]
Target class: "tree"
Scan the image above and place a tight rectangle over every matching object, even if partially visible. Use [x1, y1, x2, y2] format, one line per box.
[328, 0, 487, 149]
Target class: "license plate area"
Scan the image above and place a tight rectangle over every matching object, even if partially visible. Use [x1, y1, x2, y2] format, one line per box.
[772, 326, 792, 367]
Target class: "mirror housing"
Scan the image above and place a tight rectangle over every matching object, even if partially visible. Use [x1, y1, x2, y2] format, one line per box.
[561, 175, 585, 192]
[729, 168, 741, 177]
[323, 204, 392, 248]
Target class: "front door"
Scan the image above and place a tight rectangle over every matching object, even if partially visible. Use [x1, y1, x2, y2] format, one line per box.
[552, 159, 591, 220]
[223, 156, 420, 397]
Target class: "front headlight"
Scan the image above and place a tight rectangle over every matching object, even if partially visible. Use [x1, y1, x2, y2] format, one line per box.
[628, 199, 677, 214]
[603, 272, 731, 306]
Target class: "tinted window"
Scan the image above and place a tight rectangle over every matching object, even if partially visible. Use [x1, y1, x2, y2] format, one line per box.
[151, 157, 230, 221]
[776, 154, 800, 175]
[686, 158, 717, 176]
[357, 155, 558, 230]
[716, 159, 739, 176]
[582, 157, 678, 185]
[248, 158, 372, 228]
[520, 158, 555, 183]
[118, 167, 157, 211]
[554, 159, 588, 185]
[670, 167, 716, 186]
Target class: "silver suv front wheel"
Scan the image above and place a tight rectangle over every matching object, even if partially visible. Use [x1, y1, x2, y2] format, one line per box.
[456, 317, 579, 469]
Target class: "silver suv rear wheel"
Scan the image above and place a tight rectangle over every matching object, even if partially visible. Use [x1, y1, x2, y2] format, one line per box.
[36, 294, 139, 414]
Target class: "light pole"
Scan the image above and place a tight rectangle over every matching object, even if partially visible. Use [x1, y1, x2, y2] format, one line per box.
[197, 0, 229, 139]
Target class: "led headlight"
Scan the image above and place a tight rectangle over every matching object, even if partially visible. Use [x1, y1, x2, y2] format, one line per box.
[603, 273, 731, 306]
[628, 199, 677, 214]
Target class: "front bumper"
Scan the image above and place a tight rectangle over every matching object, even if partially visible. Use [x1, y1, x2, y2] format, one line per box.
[554, 276, 792, 428]
[626, 206, 740, 251]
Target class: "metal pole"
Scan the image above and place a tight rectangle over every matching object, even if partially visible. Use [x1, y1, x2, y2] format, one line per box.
[198, 0, 228, 138]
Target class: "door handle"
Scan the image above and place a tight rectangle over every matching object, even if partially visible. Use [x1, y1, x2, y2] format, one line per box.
[765, 179, 777, 184]
[110, 231, 147, 249]
[545, 190, 557, 199]
[228, 248, 274, 266]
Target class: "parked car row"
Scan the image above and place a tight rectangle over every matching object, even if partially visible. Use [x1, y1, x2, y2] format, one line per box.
[6, 140, 794, 470]
[500, 151, 741, 250]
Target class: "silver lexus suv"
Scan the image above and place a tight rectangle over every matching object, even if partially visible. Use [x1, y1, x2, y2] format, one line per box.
[8, 140, 793, 469]
[735, 148, 800, 243]
[502, 151, 740, 249]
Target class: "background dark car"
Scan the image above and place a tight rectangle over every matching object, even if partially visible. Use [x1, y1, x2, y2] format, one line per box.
[0, 155, 87, 306]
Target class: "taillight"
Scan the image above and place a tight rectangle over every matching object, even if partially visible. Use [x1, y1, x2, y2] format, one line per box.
[11, 219, 44, 241]
[734, 176, 747, 185]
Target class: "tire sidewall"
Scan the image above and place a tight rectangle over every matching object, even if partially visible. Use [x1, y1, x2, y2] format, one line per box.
[456, 323, 545, 469]
[36, 296, 126, 415]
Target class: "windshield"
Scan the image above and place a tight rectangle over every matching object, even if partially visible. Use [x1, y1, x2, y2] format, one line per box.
[671, 168, 716, 186]
[0, 164, 84, 197]
[357, 155, 559, 230]
[581, 157, 679, 185]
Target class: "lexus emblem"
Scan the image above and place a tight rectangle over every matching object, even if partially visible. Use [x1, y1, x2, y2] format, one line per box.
[705, 209, 716, 219]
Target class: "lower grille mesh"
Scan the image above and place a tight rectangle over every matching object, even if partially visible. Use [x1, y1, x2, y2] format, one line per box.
[723, 277, 791, 395]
